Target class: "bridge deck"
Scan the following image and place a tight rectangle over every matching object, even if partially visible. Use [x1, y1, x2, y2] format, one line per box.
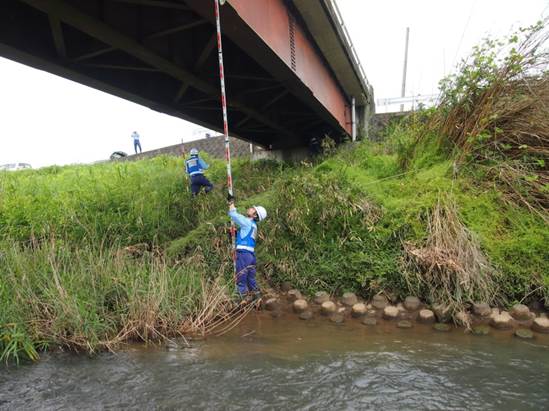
[0, 0, 373, 149]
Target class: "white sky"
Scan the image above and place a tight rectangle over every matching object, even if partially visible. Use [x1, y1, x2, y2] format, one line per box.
[1, 0, 547, 167]
[338, 0, 548, 105]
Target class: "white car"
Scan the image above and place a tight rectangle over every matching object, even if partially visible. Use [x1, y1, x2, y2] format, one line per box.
[0, 163, 32, 171]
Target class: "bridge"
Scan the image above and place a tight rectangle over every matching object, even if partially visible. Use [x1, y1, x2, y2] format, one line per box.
[0, 0, 374, 155]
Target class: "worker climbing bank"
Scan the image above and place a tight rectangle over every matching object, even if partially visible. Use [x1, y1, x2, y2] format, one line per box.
[185, 148, 213, 196]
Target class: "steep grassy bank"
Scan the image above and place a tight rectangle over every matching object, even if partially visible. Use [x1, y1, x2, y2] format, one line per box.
[2, 129, 547, 363]
[167, 137, 547, 306]
[0, 156, 285, 362]
[167, 22, 548, 313]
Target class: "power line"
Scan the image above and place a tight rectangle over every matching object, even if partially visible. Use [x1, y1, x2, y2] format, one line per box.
[452, 0, 478, 68]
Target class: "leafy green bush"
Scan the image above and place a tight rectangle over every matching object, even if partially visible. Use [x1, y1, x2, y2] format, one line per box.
[259, 172, 402, 295]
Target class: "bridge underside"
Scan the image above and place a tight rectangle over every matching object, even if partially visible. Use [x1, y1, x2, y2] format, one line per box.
[0, 0, 360, 150]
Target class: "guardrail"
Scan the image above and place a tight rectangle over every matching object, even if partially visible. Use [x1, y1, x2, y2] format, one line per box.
[376, 94, 439, 107]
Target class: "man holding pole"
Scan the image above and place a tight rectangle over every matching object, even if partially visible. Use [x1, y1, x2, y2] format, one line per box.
[228, 196, 267, 301]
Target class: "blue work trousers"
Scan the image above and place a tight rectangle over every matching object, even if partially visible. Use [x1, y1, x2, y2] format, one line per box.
[236, 250, 258, 296]
[190, 174, 213, 195]
[134, 140, 142, 153]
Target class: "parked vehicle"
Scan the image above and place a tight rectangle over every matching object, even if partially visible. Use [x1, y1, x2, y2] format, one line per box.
[110, 151, 128, 160]
[0, 163, 32, 171]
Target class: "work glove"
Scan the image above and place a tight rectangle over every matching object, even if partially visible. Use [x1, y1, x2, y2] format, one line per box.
[227, 193, 235, 203]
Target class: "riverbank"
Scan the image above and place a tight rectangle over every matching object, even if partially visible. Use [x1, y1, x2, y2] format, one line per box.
[2, 119, 548, 362]
[1, 23, 548, 363]
[0, 158, 285, 362]
[2, 129, 547, 363]
[258, 287, 549, 340]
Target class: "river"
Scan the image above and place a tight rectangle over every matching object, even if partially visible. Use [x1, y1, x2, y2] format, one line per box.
[1, 312, 549, 410]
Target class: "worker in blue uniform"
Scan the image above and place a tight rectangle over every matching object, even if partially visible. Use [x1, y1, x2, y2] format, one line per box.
[228, 196, 267, 300]
[185, 148, 213, 196]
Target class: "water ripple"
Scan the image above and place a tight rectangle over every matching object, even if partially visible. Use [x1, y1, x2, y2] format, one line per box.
[1, 329, 549, 410]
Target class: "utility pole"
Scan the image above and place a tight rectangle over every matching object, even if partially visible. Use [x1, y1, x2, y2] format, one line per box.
[400, 27, 409, 112]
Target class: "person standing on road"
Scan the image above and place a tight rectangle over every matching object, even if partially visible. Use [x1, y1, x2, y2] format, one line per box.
[132, 131, 142, 154]
[228, 198, 267, 301]
[185, 148, 213, 196]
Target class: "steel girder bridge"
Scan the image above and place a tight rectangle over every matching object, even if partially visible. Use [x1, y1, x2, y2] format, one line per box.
[0, 0, 374, 154]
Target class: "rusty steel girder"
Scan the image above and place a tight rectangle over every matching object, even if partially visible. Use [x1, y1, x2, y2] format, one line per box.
[185, 0, 352, 136]
[0, 0, 371, 149]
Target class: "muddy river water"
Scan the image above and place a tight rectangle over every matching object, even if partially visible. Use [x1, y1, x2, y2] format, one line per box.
[1, 312, 549, 410]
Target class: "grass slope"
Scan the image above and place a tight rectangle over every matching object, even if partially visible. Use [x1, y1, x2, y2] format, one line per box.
[1, 124, 547, 364]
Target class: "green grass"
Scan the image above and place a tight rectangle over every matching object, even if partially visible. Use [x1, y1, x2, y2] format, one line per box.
[0, 155, 285, 363]
[1, 123, 547, 363]
[0, 155, 285, 246]
[167, 133, 547, 305]
[0, 157, 190, 244]
[0, 241, 215, 362]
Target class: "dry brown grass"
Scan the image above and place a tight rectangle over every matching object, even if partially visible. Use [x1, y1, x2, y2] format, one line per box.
[430, 21, 549, 218]
[403, 198, 500, 321]
[439, 73, 549, 218]
[180, 276, 256, 337]
[7, 241, 251, 356]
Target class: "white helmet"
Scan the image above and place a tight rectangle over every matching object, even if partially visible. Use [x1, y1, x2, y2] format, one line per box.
[190, 148, 199, 156]
[253, 206, 267, 222]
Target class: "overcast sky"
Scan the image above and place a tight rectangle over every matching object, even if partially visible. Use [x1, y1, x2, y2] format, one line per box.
[1, 0, 547, 168]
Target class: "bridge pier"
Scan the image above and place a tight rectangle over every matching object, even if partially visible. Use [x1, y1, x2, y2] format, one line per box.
[360, 105, 376, 140]
[359, 86, 376, 140]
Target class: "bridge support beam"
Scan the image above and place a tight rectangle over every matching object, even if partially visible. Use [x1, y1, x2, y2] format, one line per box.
[1, 0, 374, 150]
[18, 0, 299, 141]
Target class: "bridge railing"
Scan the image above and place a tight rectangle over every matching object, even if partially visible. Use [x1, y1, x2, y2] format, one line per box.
[375, 94, 439, 113]
[327, 0, 371, 92]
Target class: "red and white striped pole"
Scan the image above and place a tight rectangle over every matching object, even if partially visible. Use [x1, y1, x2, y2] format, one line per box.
[214, 0, 237, 275]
